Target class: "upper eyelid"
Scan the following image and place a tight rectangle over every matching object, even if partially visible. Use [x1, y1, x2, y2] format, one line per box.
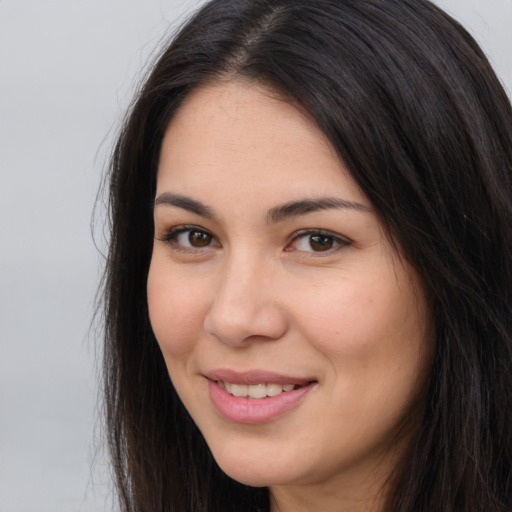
[160, 224, 212, 234]
[158, 224, 216, 242]
[289, 228, 351, 244]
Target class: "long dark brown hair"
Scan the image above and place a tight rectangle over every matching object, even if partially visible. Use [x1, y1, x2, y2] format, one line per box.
[101, 0, 512, 510]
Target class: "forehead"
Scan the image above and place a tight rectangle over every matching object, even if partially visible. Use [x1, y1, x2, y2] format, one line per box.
[156, 80, 369, 211]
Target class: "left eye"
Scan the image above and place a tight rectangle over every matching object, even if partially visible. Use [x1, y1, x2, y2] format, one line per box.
[177, 229, 213, 248]
[160, 226, 219, 249]
[289, 231, 349, 252]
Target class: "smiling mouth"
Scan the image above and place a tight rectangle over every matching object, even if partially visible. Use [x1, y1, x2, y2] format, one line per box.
[217, 381, 309, 399]
[208, 376, 317, 423]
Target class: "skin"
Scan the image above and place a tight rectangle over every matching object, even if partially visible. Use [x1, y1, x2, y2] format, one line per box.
[147, 81, 432, 512]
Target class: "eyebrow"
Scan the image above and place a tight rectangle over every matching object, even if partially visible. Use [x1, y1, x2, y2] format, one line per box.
[154, 192, 369, 222]
[267, 197, 370, 223]
[154, 193, 216, 218]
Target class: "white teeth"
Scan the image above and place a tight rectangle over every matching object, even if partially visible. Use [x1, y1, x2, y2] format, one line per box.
[248, 383, 267, 399]
[217, 381, 299, 398]
[266, 383, 283, 396]
[230, 383, 248, 397]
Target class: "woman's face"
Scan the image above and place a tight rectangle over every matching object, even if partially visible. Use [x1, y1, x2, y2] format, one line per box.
[148, 81, 431, 502]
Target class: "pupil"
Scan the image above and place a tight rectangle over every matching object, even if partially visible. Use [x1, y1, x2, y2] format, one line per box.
[310, 235, 333, 251]
[189, 231, 211, 247]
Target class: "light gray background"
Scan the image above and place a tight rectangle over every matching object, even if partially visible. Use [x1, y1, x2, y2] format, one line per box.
[0, 1, 510, 511]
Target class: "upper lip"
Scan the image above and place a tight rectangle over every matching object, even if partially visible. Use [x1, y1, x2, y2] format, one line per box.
[206, 368, 316, 386]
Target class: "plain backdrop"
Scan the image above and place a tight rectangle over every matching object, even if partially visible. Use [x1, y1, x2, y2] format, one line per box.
[0, 1, 510, 511]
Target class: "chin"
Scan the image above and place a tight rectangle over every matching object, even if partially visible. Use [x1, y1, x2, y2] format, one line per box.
[211, 446, 298, 488]
[220, 465, 287, 488]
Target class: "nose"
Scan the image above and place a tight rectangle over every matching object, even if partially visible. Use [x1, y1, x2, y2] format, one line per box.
[203, 255, 289, 346]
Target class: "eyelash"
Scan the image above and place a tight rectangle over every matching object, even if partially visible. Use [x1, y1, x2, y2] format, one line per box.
[286, 229, 351, 254]
[157, 225, 351, 254]
[157, 225, 219, 252]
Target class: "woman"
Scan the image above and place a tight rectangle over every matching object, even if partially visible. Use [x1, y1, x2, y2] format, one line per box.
[101, 0, 512, 510]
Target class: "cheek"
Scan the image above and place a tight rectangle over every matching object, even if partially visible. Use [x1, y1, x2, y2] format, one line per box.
[291, 268, 428, 378]
[293, 281, 387, 347]
[147, 257, 208, 357]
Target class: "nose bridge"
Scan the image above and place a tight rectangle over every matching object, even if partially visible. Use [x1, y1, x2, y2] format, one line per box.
[204, 248, 287, 345]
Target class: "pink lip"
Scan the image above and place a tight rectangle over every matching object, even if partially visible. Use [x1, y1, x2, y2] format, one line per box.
[206, 369, 317, 425]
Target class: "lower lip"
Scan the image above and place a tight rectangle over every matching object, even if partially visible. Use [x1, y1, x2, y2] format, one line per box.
[208, 380, 315, 424]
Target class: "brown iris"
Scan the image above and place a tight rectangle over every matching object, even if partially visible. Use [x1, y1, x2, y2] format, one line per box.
[189, 230, 212, 247]
[309, 234, 334, 251]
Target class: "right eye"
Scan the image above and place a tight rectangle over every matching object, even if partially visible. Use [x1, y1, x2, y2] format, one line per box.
[159, 225, 220, 251]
